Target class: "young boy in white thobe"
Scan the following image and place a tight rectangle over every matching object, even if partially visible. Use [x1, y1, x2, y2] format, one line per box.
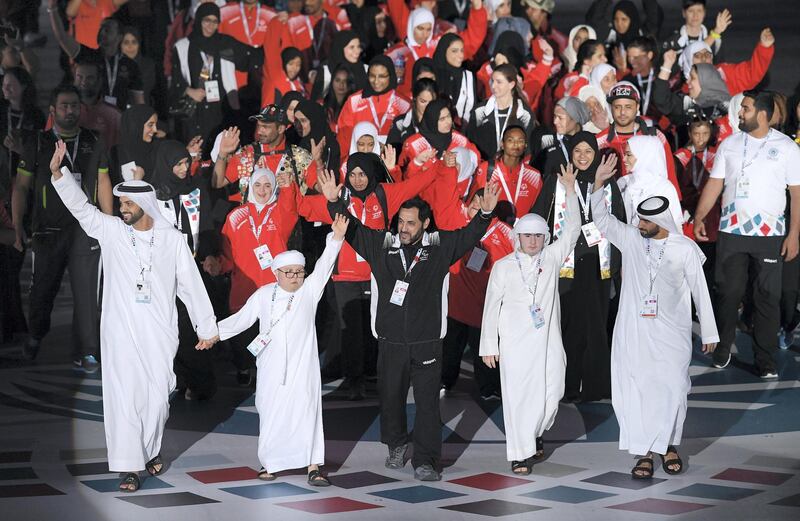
[217, 214, 348, 487]
[591, 163, 718, 479]
[49, 142, 219, 493]
[480, 164, 582, 475]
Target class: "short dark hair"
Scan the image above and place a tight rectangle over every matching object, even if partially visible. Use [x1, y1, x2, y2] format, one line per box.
[744, 90, 775, 122]
[682, 0, 706, 9]
[627, 36, 656, 56]
[49, 84, 81, 107]
[399, 197, 431, 223]
[502, 124, 527, 140]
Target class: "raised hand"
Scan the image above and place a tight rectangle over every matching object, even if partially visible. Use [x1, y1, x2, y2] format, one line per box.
[50, 140, 67, 178]
[760, 27, 775, 47]
[593, 153, 618, 191]
[186, 135, 203, 156]
[478, 180, 500, 213]
[558, 162, 577, 194]
[331, 213, 349, 240]
[310, 136, 326, 162]
[661, 49, 677, 68]
[276, 171, 293, 188]
[612, 45, 626, 70]
[318, 168, 343, 203]
[382, 143, 397, 171]
[538, 38, 554, 60]
[219, 127, 240, 158]
[414, 148, 436, 165]
[713, 9, 732, 35]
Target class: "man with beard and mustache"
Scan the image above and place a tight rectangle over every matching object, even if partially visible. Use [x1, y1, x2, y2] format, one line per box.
[47, 1, 144, 110]
[693, 91, 800, 378]
[49, 141, 218, 493]
[71, 57, 122, 150]
[317, 167, 500, 482]
[11, 85, 113, 371]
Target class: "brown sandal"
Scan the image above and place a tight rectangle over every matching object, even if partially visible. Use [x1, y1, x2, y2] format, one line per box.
[631, 456, 654, 479]
[258, 467, 276, 481]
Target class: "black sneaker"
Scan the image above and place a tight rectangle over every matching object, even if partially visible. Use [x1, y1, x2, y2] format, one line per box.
[712, 350, 731, 369]
[73, 355, 100, 373]
[759, 368, 778, 380]
[22, 339, 40, 361]
[236, 369, 253, 387]
[385, 444, 407, 469]
[481, 390, 501, 401]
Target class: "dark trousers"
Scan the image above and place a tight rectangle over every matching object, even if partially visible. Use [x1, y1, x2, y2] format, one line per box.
[561, 274, 612, 401]
[378, 340, 442, 469]
[780, 254, 800, 330]
[335, 281, 376, 380]
[441, 317, 500, 395]
[0, 244, 27, 342]
[29, 226, 100, 358]
[699, 241, 717, 302]
[715, 233, 783, 371]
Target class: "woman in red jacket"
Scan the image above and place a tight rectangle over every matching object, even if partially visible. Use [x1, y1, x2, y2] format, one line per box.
[336, 55, 411, 161]
[261, 46, 307, 107]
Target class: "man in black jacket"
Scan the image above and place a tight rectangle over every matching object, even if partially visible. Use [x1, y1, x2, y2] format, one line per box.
[317, 168, 500, 481]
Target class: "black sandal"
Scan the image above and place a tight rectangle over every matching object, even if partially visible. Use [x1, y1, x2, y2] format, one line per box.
[660, 446, 683, 475]
[511, 460, 532, 475]
[631, 455, 654, 479]
[532, 437, 544, 460]
[258, 467, 276, 481]
[307, 469, 330, 487]
[118, 472, 140, 492]
[145, 454, 164, 476]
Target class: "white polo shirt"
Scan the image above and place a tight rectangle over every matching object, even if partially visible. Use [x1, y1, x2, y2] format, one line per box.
[711, 129, 800, 237]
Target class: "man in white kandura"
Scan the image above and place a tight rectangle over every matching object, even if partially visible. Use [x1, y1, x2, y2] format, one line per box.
[592, 161, 718, 480]
[480, 162, 583, 476]
[217, 214, 349, 487]
[48, 141, 220, 493]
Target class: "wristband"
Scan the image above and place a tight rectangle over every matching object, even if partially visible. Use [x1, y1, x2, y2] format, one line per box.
[710, 31, 721, 39]
[660, 66, 672, 74]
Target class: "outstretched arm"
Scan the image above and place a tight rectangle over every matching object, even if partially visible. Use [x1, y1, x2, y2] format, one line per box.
[304, 214, 347, 300]
[590, 154, 628, 251]
[441, 181, 499, 266]
[48, 0, 81, 59]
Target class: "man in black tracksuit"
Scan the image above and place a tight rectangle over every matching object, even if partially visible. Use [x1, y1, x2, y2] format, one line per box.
[320, 168, 500, 481]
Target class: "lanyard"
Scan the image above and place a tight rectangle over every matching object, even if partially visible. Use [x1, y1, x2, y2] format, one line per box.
[481, 221, 501, 242]
[557, 135, 569, 162]
[52, 129, 80, 171]
[399, 247, 423, 278]
[367, 91, 395, 132]
[7, 109, 22, 132]
[164, 199, 183, 232]
[574, 180, 592, 221]
[496, 165, 523, 206]
[515, 252, 543, 304]
[645, 237, 667, 294]
[453, 0, 468, 15]
[105, 54, 120, 95]
[741, 130, 771, 174]
[493, 102, 511, 149]
[267, 284, 295, 334]
[636, 69, 654, 115]
[200, 51, 215, 78]
[128, 226, 155, 280]
[305, 14, 327, 59]
[167, 0, 178, 22]
[248, 204, 276, 242]
[239, 1, 261, 46]
[690, 146, 709, 189]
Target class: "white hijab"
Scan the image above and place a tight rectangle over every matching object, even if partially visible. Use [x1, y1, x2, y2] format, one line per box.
[248, 167, 278, 208]
[349, 121, 382, 155]
[562, 24, 597, 72]
[589, 63, 616, 94]
[453, 146, 479, 183]
[577, 84, 611, 134]
[625, 136, 683, 230]
[728, 93, 744, 134]
[406, 7, 435, 49]
[679, 40, 713, 80]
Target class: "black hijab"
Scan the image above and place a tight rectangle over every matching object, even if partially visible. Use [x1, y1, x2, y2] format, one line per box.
[412, 57, 436, 82]
[362, 55, 397, 98]
[345, 152, 388, 200]
[612, 1, 641, 47]
[328, 30, 368, 91]
[432, 33, 464, 105]
[420, 99, 453, 155]
[281, 47, 303, 78]
[152, 140, 194, 200]
[187, 3, 234, 84]
[567, 131, 601, 182]
[118, 104, 157, 180]
[361, 5, 395, 62]
[295, 99, 327, 150]
[492, 31, 526, 72]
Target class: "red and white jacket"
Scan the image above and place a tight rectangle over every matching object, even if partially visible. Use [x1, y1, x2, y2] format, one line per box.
[297, 171, 440, 282]
[219, 1, 277, 88]
[482, 158, 543, 218]
[336, 89, 411, 161]
[220, 183, 299, 311]
[477, 59, 553, 111]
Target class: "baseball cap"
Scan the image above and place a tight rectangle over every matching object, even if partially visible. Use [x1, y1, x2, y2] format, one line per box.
[249, 105, 288, 124]
[606, 81, 641, 104]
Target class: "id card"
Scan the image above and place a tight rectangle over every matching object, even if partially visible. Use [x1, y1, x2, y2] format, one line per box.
[204, 80, 221, 102]
[247, 335, 271, 357]
[581, 222, 603, 247]
[390, 280, 409, 306]
[254, 244, 273, 270]
[103, 95, 117, 107]
[120, 161, 137, 182]
[135, 281, 151, 304]
[736, 177, 750, 199]
[530, 305, 545, 329]
[466, 247, 488, 272]
[640, 294, 658, 318]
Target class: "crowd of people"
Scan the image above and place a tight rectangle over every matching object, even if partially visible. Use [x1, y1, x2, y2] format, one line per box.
[1, 0, 799, 493]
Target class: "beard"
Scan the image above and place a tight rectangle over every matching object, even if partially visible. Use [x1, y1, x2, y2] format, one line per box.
[639, 226, 660, 238]
[399, 228, 424, 245]
[122, 207, 145, 226]
[738, 116, 758, 133]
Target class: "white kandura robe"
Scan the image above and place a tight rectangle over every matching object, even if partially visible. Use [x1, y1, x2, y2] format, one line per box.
[218, 235, 343, 473]
[480, 194, 582, 462]
[590, 189, 719, 456]
[52, 173, 218, 472]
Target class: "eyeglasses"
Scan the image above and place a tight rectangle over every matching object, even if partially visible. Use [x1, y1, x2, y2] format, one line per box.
[277, 269, 306, 279]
